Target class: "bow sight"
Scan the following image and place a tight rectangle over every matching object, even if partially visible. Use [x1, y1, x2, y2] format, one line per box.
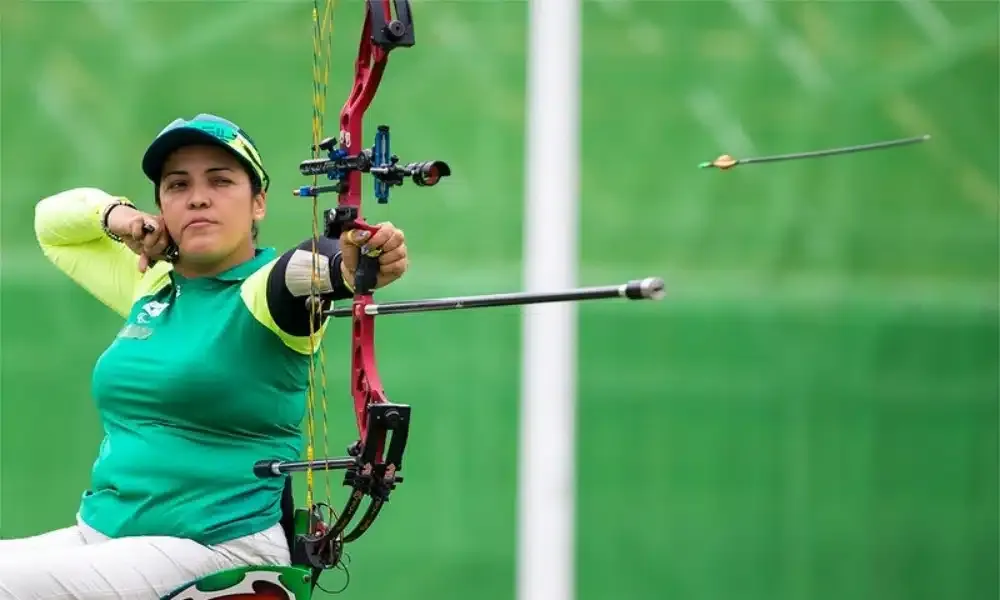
[295, 127, 452, 202]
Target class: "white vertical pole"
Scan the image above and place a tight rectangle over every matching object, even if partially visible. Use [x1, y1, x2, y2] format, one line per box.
[516, 0, 581, 599]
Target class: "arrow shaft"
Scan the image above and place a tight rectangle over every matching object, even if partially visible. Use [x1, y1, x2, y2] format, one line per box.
[739, 134, 931, 165]
[324, 277, 665, 317]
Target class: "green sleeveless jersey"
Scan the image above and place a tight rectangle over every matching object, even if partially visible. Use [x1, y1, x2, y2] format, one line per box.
[36, 187, 344, 546]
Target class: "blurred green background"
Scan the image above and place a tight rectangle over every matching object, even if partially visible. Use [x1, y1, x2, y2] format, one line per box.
[1, 1, 997, 599]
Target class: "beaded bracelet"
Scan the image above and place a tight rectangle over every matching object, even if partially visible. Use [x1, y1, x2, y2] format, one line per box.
[100, 198, 136, 242]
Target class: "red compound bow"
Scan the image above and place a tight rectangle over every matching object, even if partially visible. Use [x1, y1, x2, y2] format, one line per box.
[253, 0, 664, 590]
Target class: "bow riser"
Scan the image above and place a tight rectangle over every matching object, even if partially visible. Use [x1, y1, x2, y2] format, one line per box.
[339, 0, 398, 487]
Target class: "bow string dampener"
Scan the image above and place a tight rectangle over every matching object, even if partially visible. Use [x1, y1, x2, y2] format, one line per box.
[252, 0, 665, 594]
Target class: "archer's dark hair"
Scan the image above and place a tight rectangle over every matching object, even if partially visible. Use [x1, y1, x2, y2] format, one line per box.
[153, 164, 263, 243]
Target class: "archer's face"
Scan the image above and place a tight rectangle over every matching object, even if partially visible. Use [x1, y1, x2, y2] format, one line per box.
[158, 144, 266, 265]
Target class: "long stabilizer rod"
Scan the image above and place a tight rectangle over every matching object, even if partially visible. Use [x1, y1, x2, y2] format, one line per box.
[253, 457, 357, 478]
[324, 277, 665, 318]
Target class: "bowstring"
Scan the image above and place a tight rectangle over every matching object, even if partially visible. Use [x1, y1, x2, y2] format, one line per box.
[307, 0, 337, 529]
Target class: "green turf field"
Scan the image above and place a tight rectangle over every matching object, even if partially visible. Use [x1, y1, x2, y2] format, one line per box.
[1, 2, 997, 599]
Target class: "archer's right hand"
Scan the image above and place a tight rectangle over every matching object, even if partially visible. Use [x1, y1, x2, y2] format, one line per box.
[106, 205, 174, 273]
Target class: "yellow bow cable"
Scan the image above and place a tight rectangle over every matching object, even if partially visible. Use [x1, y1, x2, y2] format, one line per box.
[307, 0, 337, 525]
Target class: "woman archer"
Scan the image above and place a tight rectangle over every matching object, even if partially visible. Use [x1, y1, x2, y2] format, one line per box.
[0, 113, 409, 599]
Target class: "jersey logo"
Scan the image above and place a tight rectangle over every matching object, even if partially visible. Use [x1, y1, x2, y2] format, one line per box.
[118, 300, 170, 339]
[141, 300, 170, 318]
[135, 299, 170, 325]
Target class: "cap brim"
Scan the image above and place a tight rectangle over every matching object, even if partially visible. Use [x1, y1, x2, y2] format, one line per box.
[141, 127, 256, 184]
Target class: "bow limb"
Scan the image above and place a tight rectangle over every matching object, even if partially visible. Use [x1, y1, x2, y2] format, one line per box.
[338, 11, 388, 215]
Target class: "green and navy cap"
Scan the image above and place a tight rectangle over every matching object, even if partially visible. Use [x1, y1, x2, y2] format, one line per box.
[141, 113, 270, 191]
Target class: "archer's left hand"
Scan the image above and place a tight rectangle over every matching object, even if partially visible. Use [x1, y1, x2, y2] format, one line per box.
[339, 222, 408, 290]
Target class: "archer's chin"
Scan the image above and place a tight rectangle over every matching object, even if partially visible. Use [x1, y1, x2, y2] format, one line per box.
[177, 237, 228, 262]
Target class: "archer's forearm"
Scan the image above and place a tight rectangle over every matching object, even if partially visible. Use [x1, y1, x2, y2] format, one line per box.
[34, 187, 144, 317]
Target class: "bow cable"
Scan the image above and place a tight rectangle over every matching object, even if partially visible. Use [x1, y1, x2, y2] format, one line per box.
[307, 0, 337, 541]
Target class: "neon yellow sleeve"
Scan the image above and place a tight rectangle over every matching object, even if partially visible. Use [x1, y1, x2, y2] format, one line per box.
[34, 187, 154, 318]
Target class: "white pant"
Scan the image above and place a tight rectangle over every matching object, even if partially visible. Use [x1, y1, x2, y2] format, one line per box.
[0, 517, 291, 600]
